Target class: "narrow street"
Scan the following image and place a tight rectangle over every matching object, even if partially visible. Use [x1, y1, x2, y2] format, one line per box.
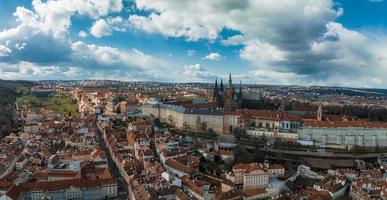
[95, 123, 129, 200]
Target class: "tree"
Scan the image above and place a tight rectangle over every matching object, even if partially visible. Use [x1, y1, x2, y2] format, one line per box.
[258, 134, 268, 144]
[168, 115, 174, 126]
[196, 116, 201, 132]
[232, 127, 248, 141]
[208, 128, 217, 139]
[199, 122, 208, 133]
[234, 146, 256, 163]
[154, 118, 161, 127]
[183, 122, 189, 132]
[213, 155, 222, 163]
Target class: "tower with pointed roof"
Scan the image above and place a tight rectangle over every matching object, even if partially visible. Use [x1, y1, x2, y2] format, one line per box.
[317, 104, 323, 121]
[219, 79, 225, 108]
[224, 73, 234, 111]
[228, 73, 232, 87]
[213, 78, 220, 107]
[237, 80, 243, 109]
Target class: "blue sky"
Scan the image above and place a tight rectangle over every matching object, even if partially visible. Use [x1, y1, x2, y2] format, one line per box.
[0, 0, 387, 88]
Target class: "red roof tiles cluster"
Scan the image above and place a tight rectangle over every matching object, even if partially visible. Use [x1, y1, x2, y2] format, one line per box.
[233, 163, 284, 173]
[5, 162, 115, 199]
[165, 156, 199, 175]
[235, 109, 301, 122]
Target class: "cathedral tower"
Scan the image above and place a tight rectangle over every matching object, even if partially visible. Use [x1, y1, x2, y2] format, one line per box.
[237, 80, 243, 109]
[213, 78, 219, 107]
[224, 73, 234, 111]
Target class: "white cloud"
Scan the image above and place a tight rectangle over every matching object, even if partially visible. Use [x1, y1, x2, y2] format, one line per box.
[129, 0, 339, 43]
[15, 42, 26, 50]
[221, 34, 246, 46]
[180, 64, 215, 82]
[0, 0, 125, 64]
[0, 45, 12, 56]
[187, 50, 195, 56]
[184, 64, 204, 71]
[78, 31, 88, 38]
[202, 52, 222, 61]
[26, 0, 123, 38]
[70, 41, 166, 72]
[90, 16, 128, 38]
[240, 40, 285, 66]
[0, 61, 73, 80]
[233, 69, 306, 85]
[90, 19, 112, 38]
[0, 0, 169, 81]
[0, 23, 71, 64]
[127, 0, 387, 87]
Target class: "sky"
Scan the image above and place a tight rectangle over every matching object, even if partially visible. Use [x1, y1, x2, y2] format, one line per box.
[0, 0, 387, 88]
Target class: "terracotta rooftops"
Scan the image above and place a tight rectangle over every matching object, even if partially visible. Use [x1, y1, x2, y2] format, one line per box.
[6, 176, 116, 199]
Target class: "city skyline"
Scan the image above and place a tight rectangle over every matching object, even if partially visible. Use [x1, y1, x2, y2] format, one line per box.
[1, 0, 387, 88]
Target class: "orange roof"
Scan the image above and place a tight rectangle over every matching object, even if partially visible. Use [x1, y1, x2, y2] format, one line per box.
[165, 158, 197, 174]
[182, 177, 207, 196]
[244, 188, 267, 197]
[268, 164, 285, 170]
[233, 163, 265, 173]
[6, 175, 115, 199]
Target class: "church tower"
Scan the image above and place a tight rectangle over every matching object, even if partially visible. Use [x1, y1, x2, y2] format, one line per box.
[220, 79, 224, 91]
[219, 79, 224, 108]
[213, 78, 219, 107]
[224, 73, 234, 111]
[317, 105, 323, 121]
[237, 80, 243, 109]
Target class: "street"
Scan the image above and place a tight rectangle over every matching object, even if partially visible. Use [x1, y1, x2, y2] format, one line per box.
[96, 124, 129, 200]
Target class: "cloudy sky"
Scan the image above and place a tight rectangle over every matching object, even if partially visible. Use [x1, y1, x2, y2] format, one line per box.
[0, 0, 387, 88]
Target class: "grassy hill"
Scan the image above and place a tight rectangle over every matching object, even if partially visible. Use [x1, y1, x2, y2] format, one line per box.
[17, 93, 78, 117]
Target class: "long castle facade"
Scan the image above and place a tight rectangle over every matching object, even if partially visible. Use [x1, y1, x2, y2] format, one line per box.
[213, 74, 243, 111]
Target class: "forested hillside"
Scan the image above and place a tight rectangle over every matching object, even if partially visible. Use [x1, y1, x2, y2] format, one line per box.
[0, 80, 32, 137]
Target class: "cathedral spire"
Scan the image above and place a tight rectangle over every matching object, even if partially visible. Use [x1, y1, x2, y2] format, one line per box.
[237, 80, 243, 110]
[228, 73, 232, 86]
[213, 78, 220, 108]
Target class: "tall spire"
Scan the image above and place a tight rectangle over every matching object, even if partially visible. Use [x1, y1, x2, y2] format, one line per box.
[213, 78, 220, 108]
[239, 80, 243, 98]
[237, 80, 243, 109]
[220, 79, 224, 91]
[228, 73, 232, 86]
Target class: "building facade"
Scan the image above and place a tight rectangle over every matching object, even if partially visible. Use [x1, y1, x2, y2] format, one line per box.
[225, 163, 285, 190]
[142, 104, 236, 134]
